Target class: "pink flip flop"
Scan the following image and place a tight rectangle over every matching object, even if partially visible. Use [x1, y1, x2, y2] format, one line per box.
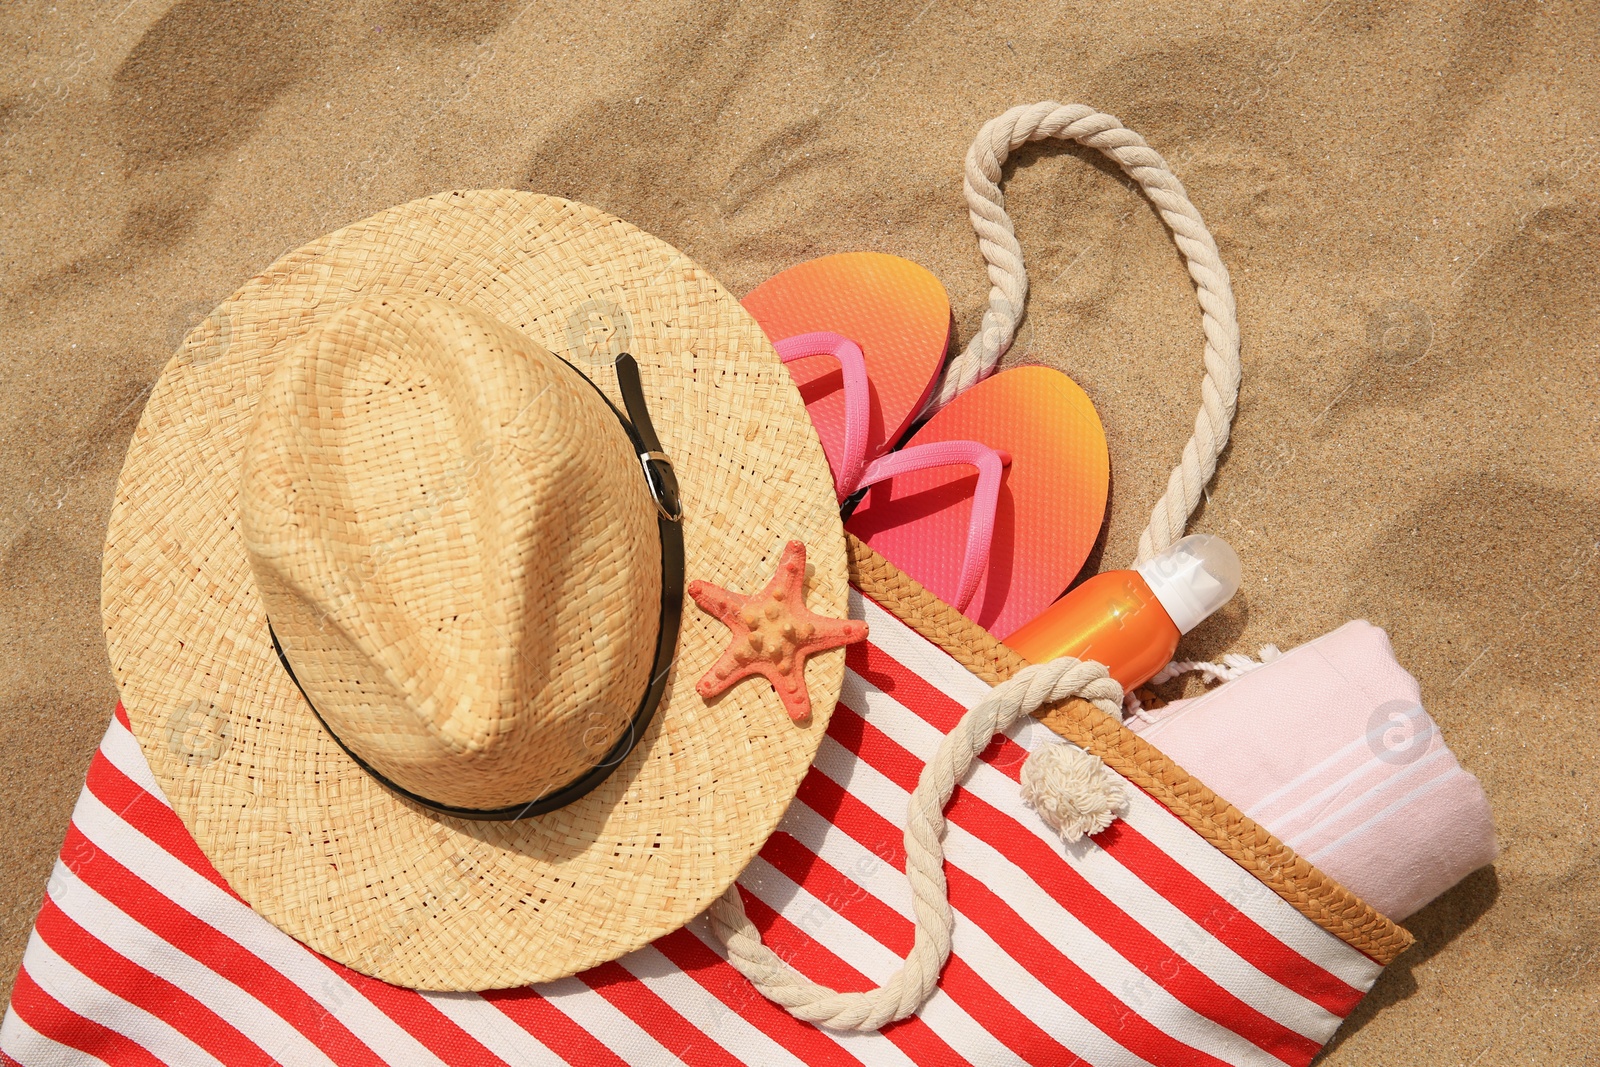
[746, 255, 1108, 639]
[743, 253, 952, 491]
[772, 333, 1015, 616]
[844, 366, 1110, 639]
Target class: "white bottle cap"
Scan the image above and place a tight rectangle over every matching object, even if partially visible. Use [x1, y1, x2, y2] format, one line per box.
[1134, 534, 1241, 634]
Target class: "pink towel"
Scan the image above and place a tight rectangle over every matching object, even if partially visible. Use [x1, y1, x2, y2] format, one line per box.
[1126, 621, 1496, 921]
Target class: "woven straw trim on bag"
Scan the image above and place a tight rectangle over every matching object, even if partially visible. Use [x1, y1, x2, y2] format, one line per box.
[845, 534, 1414, 966]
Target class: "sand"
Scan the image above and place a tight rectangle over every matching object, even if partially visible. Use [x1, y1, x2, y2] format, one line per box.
[3, 1, 1597, 1061]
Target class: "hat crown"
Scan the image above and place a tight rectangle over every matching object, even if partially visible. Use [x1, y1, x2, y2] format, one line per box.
[239, 295, 661, 810]
[105, 191, 851, 989]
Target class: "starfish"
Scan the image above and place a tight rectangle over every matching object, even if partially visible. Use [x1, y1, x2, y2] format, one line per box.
[688, 540, 868, 722]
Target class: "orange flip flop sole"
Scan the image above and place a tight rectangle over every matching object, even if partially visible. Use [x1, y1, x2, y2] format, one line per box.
[845, 366, 1110, 639]
[742, 253, 952, 480]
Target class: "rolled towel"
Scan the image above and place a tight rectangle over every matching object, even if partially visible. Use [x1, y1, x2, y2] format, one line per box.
[1126, 620, 1496, 921]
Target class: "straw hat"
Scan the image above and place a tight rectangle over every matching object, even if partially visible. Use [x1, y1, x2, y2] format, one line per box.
[102, 190, 850, 990]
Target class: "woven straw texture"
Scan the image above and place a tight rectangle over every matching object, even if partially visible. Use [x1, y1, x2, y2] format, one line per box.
[101, 190, 848, 991]
[242, 295, 663, 809]
[846, 534, 1416, 967]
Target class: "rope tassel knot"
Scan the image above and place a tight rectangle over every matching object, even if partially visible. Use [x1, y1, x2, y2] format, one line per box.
[1020, 742, 1127, 842]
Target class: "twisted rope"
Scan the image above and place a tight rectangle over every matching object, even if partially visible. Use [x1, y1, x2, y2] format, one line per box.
[708, 658, 1124, 1030]
[926, 101, 1242, 564]
[1125, 645, 1284, 719]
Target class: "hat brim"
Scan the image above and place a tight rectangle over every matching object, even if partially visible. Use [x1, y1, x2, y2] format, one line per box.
[101, 191, 849, 990]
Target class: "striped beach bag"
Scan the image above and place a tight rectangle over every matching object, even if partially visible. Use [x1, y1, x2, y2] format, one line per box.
[3, 103, 1413, 1064]
[1, 540, 1409, 1066]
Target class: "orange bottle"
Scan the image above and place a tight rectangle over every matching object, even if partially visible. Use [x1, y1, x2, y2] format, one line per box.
[1003, 535, 1241, 692]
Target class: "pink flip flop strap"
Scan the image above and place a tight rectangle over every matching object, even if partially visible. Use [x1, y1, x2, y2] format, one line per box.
[856, 441, 1012, 612]
[776, 330, 1009, 608]
[774, 332, 872, 500]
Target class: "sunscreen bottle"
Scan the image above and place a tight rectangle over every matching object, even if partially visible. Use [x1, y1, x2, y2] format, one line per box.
[1003, 534, 1241, 691]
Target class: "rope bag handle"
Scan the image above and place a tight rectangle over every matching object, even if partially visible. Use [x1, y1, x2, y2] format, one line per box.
[709, 101, 1242, 1030]
[930, 101, 1242, 565]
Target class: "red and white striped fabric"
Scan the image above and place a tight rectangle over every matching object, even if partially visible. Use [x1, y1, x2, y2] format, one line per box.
[3, 586, 1385, 1066]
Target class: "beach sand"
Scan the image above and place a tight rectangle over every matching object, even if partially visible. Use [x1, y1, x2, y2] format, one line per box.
[3, 1, 1597, 1060]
